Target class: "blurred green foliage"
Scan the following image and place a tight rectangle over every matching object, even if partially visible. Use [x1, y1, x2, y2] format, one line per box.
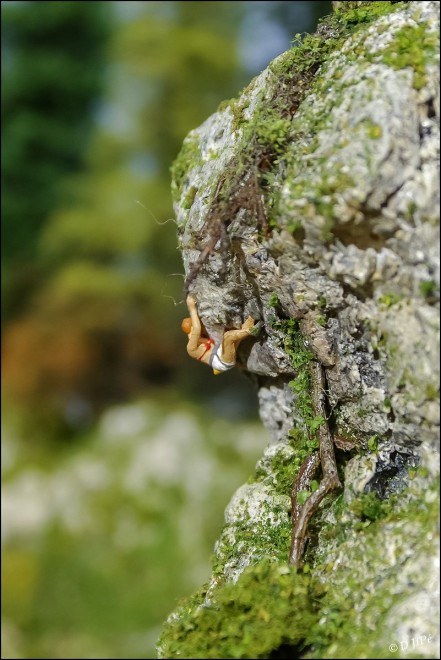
[2, 399, 270, 659]
[2, 0, 332, 432]
[1, 3, 332, 659]
[1, 1, 253, 431]
[113, 1, 244, 173]
[1, 1, 111, 282]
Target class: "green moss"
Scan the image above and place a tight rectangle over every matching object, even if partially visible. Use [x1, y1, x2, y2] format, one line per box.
[349, 491, 388, 522]
[170, 133, 201, 202]
[172, 0, 415, 245]
[268, 292, 280, 308]
[269, 2, 405, 81]
[211, 503, 292, 579]
[163, 2, 439, 655]
[307, 480, 440, 658]
[380, 23, 439, 90]
[378, 292, 402, 307]
[257, 433, 319, 496]
[182, 185, 198, 210]
[424, 383, 439, 401]
[333, 1, 407, 25]
[367, 435, 379, 452]
[217, 97, 236, 113]
[272, 317, 322, 430]
[363, 118, 383, 139]
[254, 113, 292, 155]
[250, 2, 434, 239]
[215, 0, 406, 223]
[217, 96, 250, 134]
[209, 361, 325, 579]
[419, 279, 438, 300]
[158, 479, 439, 659]
[210, 445, 302, 579]
[157, 559, 318, 659]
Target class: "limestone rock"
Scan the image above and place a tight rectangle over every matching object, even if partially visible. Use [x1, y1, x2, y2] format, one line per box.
[159, 2, 440, 658]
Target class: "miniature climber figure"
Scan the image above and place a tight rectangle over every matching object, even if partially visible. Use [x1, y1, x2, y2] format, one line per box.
[182, 295, 255, 375]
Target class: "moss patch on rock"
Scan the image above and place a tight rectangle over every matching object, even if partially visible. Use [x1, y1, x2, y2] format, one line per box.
[157, 559, 319, 659]
[378, 22, 439, 90]
[306, 479, 439, 659]
[170, 132, 201, 203]
[157, 478, 439, 659]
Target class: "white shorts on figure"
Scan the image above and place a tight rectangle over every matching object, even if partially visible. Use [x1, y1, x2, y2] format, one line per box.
[209, 343, 235, 372]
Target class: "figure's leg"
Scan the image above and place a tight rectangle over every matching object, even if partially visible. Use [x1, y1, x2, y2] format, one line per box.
[241, 317, 255, 331]
[289, 362, 341, 567]
[221, 318, 255, 363]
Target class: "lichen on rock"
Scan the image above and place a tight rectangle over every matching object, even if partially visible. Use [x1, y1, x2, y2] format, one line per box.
[158, 2, 440, 658]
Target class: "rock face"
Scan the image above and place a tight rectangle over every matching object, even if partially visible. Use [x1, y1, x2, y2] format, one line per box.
[158, 2, 440, 658]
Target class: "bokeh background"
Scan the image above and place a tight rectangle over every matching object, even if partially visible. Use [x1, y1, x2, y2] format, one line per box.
[2, 2, 332, 658]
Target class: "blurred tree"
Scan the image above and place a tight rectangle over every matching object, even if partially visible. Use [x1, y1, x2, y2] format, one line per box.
[1, 1, 249, 431]
[107, 0, 246, 271]
[1, 1, 112, 315]
[117, 1, 244, 174]
[2, 1, 334, 434]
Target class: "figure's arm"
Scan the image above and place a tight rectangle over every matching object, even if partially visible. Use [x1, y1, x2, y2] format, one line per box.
[186, 295, 202, 352]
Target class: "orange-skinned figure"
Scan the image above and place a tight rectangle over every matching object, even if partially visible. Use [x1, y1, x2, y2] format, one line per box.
[182, 295, 255, 375]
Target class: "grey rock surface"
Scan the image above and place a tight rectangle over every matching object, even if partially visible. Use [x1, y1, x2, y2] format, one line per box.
[159, 2, 440, 658]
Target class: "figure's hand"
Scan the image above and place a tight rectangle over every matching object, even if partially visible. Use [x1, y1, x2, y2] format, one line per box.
[243, 317, 263, 336]
[186, 295, 197, 310]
